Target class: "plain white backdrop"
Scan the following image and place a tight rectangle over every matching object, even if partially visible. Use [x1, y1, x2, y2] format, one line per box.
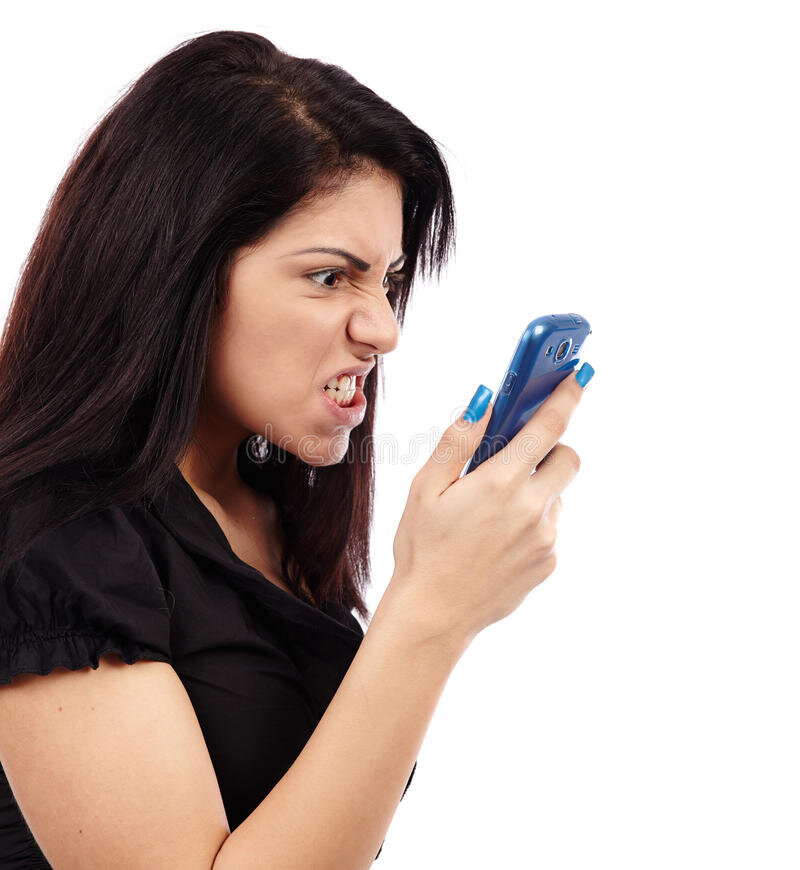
[2, 2, 798, 867]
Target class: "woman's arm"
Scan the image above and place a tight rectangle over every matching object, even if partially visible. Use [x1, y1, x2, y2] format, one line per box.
[212, 578, 470, 870]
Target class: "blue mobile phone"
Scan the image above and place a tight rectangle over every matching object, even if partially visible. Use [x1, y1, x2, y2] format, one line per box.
[462, 313, 592, 475]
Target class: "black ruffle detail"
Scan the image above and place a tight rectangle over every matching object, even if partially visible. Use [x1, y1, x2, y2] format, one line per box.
[0, 630, 171, 686]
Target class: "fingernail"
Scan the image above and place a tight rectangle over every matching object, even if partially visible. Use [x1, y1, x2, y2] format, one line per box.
[575, 362, 595, 389]
[462, 384, 493, 422]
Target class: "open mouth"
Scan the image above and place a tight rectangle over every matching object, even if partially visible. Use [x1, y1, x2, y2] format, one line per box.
[322, 373, 365, 408]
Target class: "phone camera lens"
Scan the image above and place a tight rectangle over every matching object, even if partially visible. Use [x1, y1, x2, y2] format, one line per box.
[555, 339, 571, 361]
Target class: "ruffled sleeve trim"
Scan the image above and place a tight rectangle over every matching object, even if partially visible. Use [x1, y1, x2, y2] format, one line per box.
[0, 629, 172, 686]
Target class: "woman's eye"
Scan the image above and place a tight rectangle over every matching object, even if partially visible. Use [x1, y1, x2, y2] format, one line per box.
[384, 272, 405, 291]
[307, 269, 404, 292]
[308, 268, 343, 289]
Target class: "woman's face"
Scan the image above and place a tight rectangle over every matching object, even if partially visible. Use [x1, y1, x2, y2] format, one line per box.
[205, 170, 403, 467]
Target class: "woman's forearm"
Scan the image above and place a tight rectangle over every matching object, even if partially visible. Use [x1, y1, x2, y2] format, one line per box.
[211, 577, 470, 870]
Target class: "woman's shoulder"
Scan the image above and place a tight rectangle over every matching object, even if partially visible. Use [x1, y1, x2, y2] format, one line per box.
[0, 501, 173, 687]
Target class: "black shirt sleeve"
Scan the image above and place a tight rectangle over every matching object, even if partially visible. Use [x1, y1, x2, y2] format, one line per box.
[0, 506, 172, 685]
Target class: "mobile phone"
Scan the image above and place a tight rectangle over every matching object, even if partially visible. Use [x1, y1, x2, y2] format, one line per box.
[462, 313, 592, 475]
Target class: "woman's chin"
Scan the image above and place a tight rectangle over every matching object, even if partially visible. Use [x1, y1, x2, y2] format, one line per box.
[296, 431, 353, 466]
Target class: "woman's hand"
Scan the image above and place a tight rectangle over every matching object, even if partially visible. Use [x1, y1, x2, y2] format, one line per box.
[388, 369, 590, 650]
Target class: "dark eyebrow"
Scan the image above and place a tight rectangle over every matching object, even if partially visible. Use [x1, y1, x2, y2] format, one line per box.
[283, 247, 407, 272]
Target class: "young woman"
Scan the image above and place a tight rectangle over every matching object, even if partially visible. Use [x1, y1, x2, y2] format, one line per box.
[0, 30, 592, 868]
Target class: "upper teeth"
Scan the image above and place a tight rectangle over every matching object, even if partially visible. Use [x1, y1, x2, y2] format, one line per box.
[325, 374, 356, 390]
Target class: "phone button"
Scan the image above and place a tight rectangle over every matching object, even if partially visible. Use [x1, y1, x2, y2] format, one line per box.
[501, 371, 517, 395]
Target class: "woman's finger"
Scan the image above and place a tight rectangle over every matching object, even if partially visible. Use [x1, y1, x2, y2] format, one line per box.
[476, 366, 589, 485]
[529, 442, 580, 514]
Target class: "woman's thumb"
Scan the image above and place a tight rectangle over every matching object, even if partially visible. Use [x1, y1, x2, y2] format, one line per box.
[416, 384, 494, 492]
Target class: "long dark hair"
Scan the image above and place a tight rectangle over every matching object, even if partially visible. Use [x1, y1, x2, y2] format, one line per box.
[0, 30, 456, 622]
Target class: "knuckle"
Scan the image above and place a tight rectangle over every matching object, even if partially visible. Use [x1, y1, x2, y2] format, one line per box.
[432, 430, 460, 461]
[538, 407, 567, 438]
[515, 432, 544, 466]
[540, 526, 558, 552]
[557, 443, 581, 474]
[409, 473, 426, 500]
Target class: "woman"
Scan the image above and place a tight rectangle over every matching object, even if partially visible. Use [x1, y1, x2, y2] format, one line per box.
[0, 30, 592, 868]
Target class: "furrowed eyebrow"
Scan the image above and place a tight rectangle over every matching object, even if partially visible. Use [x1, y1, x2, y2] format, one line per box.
[283, 247, 407, 272]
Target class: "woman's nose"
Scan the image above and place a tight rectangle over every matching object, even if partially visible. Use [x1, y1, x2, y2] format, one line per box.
[347, 292, 400, 355]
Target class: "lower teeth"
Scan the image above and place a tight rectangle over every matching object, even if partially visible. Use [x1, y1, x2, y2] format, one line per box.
[324, 387, 355, 407]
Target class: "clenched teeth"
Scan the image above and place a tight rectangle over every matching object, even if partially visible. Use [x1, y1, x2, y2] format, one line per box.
[324, 374, 357, 407]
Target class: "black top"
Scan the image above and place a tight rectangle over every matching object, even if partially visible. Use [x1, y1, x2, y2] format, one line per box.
[0, 464, 415, 867]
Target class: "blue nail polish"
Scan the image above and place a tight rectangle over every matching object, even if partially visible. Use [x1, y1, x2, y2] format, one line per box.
[575, 362, 595, 388]
[462, 384, 493, 422]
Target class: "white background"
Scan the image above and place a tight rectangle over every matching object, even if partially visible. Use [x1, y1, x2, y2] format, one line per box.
[2, 2, 798, 867]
